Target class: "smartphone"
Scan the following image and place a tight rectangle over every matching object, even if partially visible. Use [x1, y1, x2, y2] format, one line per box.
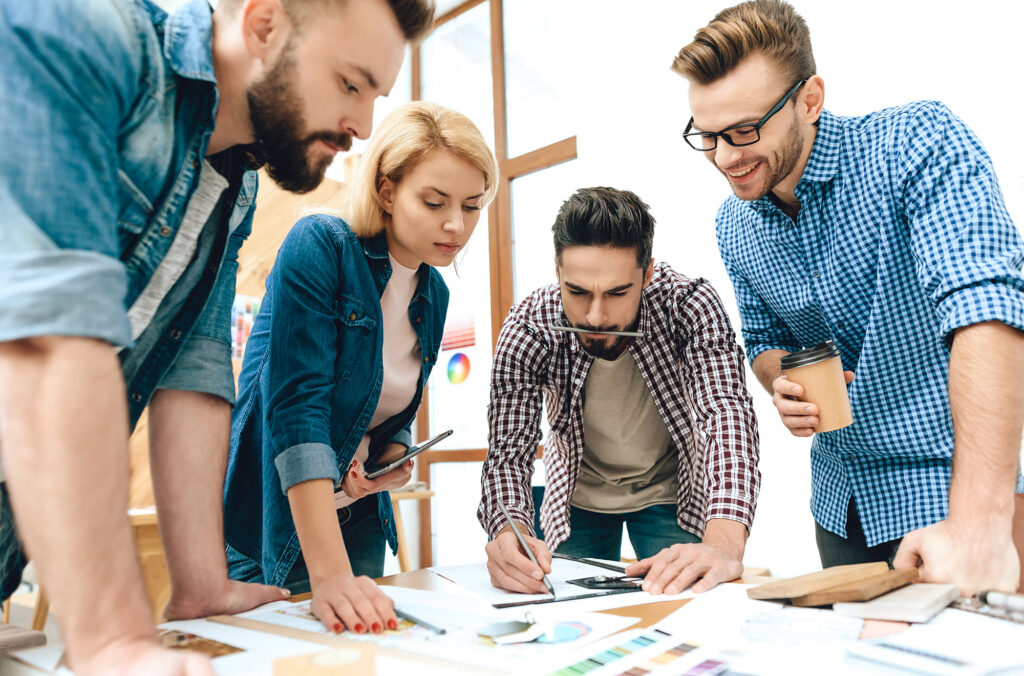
[363, 429, 453, 479]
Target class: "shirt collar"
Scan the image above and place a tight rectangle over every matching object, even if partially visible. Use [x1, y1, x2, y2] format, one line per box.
[163, 0, 218, 84]
[799, 109, 842, 184]
[362, 231, 437, 305]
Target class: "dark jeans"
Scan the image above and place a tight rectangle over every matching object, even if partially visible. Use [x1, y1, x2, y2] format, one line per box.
[557, 503, 700, 561]
[227, 496, 385, 594]
[0, 484, 26, 601]
[815, 499, 901, 568]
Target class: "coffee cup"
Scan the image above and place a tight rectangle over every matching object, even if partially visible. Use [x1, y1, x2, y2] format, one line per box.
[780, 340, 853, 433]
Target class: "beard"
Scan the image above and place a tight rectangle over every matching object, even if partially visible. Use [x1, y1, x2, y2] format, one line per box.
[246, 44, 352, 194]
[572, 314, 640, 360]
[727, 114, 804, 202]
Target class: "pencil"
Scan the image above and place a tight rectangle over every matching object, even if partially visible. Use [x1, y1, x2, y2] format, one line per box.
[551, 325, 647, 338]
[394, 606, 447, 634]
[495, 497, 556, 597]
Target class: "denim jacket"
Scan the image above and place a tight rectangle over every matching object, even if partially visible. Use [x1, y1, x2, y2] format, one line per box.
[0, 0, 255, 425]
[223, 216, 448, 587]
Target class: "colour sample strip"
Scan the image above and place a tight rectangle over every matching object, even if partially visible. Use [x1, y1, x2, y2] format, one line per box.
[547, 629, 673, 675]
[611, 640, 700, 676]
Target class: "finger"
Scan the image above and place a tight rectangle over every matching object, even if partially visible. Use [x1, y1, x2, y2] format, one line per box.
[782, 414, 817, 430]
[625, 558, 652, 576]
[312, 599, 345, 634]
[773, 376, 803, 397]
[648, 551, 696, 594]
[844, 370, 855, 383]
[182, 652, 218, 676]
[691, 560, 740, 594]
[664, 562, 708, 595]
[892, 534, 922, 570]
[501, 534, 545, 580]
[362, 578, 397, 630]
[328, 594, 365, 634]
[640, 552, 674, 592]
[487, 554, 545, 593]
[347, 578, 385, 633]
[528, 537, 553, 573]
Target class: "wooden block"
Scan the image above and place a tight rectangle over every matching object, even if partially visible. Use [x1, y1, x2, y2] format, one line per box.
[790, 567, 917, 607]
[747, 562, 889, 600]
[833, 583, 958, 623]
[273, 646, 376, 676]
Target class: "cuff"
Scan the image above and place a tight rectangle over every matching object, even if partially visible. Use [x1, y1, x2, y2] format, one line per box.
[388, 427, 412, 450]
[705, 491, 756, 530]
[937, 282, 1024, 347]
[0, 251, 130, 346]
[158, 335, 236, 405]
[274, 442, 340, 495]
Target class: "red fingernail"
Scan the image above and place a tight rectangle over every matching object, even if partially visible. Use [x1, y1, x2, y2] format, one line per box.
[350, 471, 358, 478]
[333, 623, 342, 633]
[371, 622, 382, 633]
[354, 623, 365, 633]
[387, 619, 397, 630]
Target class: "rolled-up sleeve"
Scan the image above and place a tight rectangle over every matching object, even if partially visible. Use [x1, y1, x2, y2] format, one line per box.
[0, 0, 141, 346]
[899, 102, 1024, 344]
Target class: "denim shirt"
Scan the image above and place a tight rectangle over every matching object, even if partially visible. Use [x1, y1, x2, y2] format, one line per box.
[223, 216, 448, 587]
[0, 0, 256, 426]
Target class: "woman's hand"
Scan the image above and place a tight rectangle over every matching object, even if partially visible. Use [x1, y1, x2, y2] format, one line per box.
[340, 455, 414, 500]
[309, 572, 397, 634]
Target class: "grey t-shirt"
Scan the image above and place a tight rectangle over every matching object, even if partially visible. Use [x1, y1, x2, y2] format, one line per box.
[571, 349, 678, 513]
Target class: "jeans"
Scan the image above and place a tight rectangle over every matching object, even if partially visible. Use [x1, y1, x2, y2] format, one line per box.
[557, 503, 700, 561]
[815, 499, 901, 568]
[227, 496, 385, 594]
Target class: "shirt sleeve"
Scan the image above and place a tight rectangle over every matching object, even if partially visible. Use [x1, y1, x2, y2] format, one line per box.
[676, 280, 761, 530]
[0, 0, 143, 347]
[157, 199, 256, 404]
[478, 312, 547, 539]
[898, 102, 1024, 345]
[716, 218, 802, 364]
[267, 216, 346, 494]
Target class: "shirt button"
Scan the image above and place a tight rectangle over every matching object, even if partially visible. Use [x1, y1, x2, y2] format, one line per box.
[348, 312, 357, 321]
[812, 269, 822, 278]
[423, 356, 429, 363]
[170, 329, 182, 340]
[159, 226, 172, 237]
[414, 317, 422, 324]
[130, 392, 142, 403]
[192, 159, 200, 170]
[384, 517, 390, 526]
[837, 320, 846, 330]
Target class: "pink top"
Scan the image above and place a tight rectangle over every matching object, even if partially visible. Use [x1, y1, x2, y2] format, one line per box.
[334, 253, 422, 507]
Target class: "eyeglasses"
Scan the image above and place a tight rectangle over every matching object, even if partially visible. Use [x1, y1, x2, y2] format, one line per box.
[682, 79, 807, 152]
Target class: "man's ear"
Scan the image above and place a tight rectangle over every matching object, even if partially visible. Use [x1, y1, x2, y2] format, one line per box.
[642, 258, 654, 288]
[377, 177, 396, 214]
[554, 255, 561, 284]
[800, 74, 825, 125]
[240, 0, 291, 63]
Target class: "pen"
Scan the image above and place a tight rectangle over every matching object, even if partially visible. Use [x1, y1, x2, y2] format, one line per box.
[551, 325, 647, 338]
[394, 606, 447, 634]
[495, 497, 556, 597]
[979, 590, 1024, 613]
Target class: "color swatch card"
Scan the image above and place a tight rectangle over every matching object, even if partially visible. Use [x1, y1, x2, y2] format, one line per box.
[545, 627, 742, 676]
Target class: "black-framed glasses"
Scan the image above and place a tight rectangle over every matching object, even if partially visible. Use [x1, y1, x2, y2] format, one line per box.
[682, 79, 807, 152]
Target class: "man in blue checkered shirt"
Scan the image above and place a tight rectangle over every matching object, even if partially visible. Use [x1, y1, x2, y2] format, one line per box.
[672, 0, 1024, 595]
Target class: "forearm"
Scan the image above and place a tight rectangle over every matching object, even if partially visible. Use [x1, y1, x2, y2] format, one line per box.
[287, 479, 351, 584]
[751, 349, 789, 393]
[702, 519, 748, 561]
[947, 321, 1024, 529]
[0, 337, 153, 660]
[148, 389, 232, 596]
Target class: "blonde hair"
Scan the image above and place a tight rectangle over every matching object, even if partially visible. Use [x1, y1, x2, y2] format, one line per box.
[672, 0, 815, 86]
[346, 102, 499, 238]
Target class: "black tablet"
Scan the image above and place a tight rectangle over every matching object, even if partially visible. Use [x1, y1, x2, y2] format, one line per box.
[363, 429, 453, 479]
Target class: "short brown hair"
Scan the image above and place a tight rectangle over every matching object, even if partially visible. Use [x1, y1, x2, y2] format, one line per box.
[219, 0, 435, 42]
[672, 0, 815, 85]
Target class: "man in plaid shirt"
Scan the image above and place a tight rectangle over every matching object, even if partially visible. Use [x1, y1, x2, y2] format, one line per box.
[674, 0, 1024, 594]
[478, 187, 760, 596]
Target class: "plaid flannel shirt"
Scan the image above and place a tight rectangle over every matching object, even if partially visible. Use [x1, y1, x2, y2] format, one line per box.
[478, 262, 761, 549]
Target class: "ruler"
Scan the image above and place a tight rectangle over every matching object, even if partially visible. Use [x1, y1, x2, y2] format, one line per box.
[492, 587, 642, 609]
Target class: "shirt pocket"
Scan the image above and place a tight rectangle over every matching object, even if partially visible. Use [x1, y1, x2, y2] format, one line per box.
[334, 296, 377, 382]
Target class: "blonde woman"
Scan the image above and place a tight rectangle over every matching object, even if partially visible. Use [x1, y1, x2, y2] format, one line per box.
[223, 102, 498, 634]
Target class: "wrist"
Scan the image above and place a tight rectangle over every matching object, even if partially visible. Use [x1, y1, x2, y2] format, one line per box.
[702, 519, 747, 561]
[310, 563, 353, 588]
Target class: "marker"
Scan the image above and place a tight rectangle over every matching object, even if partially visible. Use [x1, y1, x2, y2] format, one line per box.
[551, 325, 647, 338]
[979, 590, 1024, 613]
[394, 606, 447, 635]
[496, 497, 556, 597]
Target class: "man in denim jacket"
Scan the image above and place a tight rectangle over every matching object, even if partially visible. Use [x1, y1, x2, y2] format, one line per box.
[0, 0, 431, 672]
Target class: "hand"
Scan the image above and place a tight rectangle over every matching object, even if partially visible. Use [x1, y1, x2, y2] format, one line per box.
[76, 638, 214, 676]
[626, 542, 743, 595]
[310, 571, 397, 634]
[165, 577, 291, 620]
[893, 519, 1019, 597]
[341, 456, 414, 500]
[485, 525, 552, 593]
[772, 371, 854, 437]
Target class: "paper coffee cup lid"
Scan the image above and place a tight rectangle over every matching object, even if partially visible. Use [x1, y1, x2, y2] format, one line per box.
[780, 340, 841, 370]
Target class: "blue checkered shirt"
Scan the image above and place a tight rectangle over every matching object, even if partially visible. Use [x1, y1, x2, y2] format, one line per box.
[716, 103, 1024, 547]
